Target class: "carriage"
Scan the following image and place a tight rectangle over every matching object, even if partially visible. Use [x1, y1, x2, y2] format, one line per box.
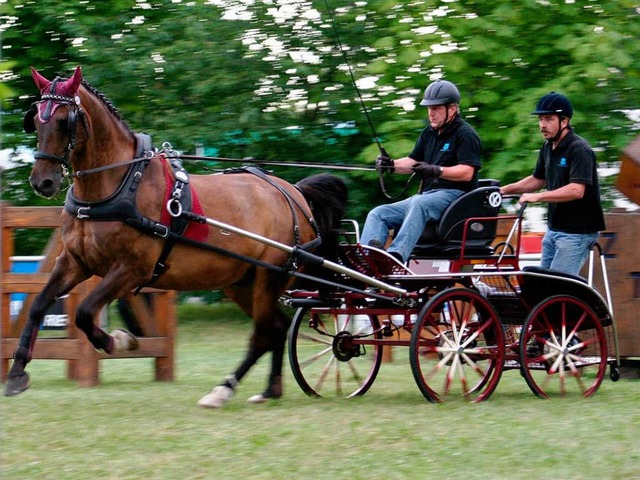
[281, 183, 620, 402]
[6, 65, 619, 406]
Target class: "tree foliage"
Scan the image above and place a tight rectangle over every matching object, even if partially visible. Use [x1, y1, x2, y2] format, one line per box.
[2, 0, 639, 254]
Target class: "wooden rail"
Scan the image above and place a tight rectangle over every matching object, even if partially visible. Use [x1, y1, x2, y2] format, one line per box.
[1, 203, 176, 386]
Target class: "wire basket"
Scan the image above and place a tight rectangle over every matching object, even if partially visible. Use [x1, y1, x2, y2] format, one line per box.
[473, 273, 529, 325]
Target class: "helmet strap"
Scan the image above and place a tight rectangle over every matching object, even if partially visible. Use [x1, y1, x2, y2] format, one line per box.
[439, 104, 456, 132]
[551, 116, 568, 143]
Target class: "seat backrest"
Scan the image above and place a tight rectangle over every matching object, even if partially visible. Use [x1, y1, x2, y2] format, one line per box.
[419, 180, 502, 247]
[437, 185, 502, 244]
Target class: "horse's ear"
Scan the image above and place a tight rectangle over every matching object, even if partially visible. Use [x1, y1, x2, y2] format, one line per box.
[30, 66, 51, 93]
[62, 66, 83, 96]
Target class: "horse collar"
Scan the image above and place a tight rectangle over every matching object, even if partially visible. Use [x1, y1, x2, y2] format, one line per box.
[64, 134, 151, 219]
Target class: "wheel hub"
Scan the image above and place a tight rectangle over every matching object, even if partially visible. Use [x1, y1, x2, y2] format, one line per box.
[436, 329, 476, 365]
[332, 331, 363, 362]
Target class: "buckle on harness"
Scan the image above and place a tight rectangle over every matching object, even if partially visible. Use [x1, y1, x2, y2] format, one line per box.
[154, 224, 169, 238]
[76, 206, 90, 219]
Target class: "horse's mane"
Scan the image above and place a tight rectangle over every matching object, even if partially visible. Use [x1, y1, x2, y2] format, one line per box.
[80, 79, 132, 133]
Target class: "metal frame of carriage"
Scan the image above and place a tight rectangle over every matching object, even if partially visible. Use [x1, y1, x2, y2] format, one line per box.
[275, 196, 620, 403]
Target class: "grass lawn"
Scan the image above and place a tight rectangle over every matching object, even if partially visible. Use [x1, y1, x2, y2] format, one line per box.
[2, 302, 639, 479]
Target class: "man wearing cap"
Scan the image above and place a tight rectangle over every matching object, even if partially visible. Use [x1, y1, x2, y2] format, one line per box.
[500, 92, 605, 276]
[360, 79, 482, 263]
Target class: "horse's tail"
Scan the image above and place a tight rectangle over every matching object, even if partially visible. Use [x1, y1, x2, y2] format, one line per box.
[295, 173, 348, 260]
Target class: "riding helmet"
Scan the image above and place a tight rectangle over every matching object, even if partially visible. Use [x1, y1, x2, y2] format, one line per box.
[419, 80, 461, 106]
[531, 92, 573, 119]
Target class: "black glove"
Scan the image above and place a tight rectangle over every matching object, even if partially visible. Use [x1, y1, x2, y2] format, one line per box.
[375, 154, 395, 173]
[412, 162, 442, 179]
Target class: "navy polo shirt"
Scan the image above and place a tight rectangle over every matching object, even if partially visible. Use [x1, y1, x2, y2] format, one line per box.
[409, 114, 481, 193]
[533, 128, 605, 233]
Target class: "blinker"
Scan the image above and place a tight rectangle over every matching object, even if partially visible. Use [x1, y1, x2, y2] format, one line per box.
[23, 106, 37, 133]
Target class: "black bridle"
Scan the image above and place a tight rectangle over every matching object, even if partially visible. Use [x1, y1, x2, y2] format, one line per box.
[23, 77, 87, 177]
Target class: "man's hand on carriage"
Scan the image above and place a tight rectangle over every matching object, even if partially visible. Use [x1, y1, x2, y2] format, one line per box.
[375, 154, 395, 173]
[517, 193, 541, 205]
[412, 162, 442, 179]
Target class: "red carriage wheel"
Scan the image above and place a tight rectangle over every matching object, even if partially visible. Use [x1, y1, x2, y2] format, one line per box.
[288, 307, 383, 398]
[409, 288, 505, 403]
[519, 295, 608, 398]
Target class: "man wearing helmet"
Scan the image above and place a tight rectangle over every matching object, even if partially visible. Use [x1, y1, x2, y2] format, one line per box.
[360, 79, 482, 263]
[501, 92, 605, 276]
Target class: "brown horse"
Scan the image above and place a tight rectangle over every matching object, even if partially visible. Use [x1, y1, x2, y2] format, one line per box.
[5, 66, 348, 408]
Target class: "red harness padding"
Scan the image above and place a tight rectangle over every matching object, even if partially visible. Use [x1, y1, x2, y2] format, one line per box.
[159, 157, 209, 243]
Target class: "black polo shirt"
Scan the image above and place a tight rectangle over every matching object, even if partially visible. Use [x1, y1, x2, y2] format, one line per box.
[533, 128, 605, 233]
[409, 113, 481, 193]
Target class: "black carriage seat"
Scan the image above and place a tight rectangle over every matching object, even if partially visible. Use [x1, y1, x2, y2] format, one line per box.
[519, 265, 611, 324]
[411, 179, 502, 258]
[521, 265, 587, 284]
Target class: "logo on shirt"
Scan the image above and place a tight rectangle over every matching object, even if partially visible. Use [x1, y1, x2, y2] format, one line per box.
[559, 157, 568, 167]
[441, 143, 451, 152]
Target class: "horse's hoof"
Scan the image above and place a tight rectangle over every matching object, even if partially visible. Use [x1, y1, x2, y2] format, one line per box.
[247, 392, 282, 404]
[111, 329, 139, 352]
[198, 385, 234, 408]
[4, 372, 30, 397]
[247, 394, 269, 404]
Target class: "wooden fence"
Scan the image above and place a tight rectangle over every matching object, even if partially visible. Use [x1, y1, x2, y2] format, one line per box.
[1, 203, 176, 386]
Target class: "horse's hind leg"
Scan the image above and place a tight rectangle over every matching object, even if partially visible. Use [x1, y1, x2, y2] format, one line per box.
[246, 306, 291, 404]
[198, 271, 291, 408]
[5, 253, 89, 396]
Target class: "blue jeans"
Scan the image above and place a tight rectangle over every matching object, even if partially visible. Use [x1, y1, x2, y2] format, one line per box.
[539, 229, 599, 276]
[360, 189, 464, 262]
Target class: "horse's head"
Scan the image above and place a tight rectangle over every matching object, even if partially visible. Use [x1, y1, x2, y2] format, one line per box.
[26, 66, 86, 198]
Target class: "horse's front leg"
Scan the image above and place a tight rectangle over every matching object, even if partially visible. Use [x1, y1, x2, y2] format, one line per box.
[74, 270, 142, 355]
[4, 253, 89, 396]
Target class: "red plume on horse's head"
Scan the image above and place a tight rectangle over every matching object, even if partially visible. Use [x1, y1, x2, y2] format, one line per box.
[30, 66, 83, 96]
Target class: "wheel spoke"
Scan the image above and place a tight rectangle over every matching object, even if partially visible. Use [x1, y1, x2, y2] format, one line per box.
[442, 354, 459, 396]
[297, 331, 332, 346]
[313, 355, 336, 393]
[299, 345, 333, 369]
[559, 361, 567, 396]
[346, 358, 364, 383]
[335, 362, 342, 396]
[425, 352, 454, 382]
[456, 356, 470, 399]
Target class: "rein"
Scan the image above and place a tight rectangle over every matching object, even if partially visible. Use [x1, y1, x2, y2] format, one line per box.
[181, 154, 414, 199]
[71, 155, 153, 178]
[179, 154, 375, 172]
[182, 154, 416, 200]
